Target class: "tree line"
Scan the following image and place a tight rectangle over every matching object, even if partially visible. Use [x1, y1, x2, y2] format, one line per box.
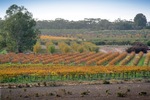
[36, 14, 149, 30]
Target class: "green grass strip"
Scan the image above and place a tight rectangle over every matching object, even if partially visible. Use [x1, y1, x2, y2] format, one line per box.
[137, 56, 145, 66]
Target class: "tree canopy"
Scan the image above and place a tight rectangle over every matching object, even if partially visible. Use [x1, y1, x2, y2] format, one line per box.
[134, 13, 147, 29]
[2, 4, 40, 53]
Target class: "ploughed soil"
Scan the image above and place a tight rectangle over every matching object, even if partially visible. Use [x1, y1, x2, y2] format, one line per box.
[1, 81, 150, 100]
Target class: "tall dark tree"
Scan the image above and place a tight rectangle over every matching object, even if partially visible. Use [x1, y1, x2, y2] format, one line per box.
[134, 13, 147, 29]
[0, 18, 3, 30]
[3, 4, 40, 52]
[0, 18, 6, 49]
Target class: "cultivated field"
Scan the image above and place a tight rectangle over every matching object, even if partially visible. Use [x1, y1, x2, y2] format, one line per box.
[1, 52, 150, 100]
[0, 52, 150, 83]
[0, 52, 149, 66]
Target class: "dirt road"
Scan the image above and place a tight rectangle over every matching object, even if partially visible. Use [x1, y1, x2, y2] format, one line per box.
[1, 83, 150, 100]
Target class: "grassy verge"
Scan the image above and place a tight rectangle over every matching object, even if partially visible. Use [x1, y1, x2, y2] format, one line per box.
[1, 71, 150, 83]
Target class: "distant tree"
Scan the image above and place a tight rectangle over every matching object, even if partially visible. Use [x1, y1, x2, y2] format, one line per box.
[3, 4, 40, 53]
[113, 19, 133, 30]
[134, 13, 147, 29]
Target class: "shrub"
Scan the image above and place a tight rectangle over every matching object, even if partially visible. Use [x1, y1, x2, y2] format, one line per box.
[33, 41, 41, 54]
[81, 90, 90, 96]
[103, 80, 110, 84]
[56, 94, 61, 97]
[126, 42, 148, 53]
[43, 82, 47, 86]
[49, 93, 55, 96]
[67, 91, 72, 95]
[35, 93, 39, 97]
[47, 45, 56, 54]
[139, 92, 147, 96]
[46, 41, 56, 54]
[58, 42, 72, 53]
[126, 89, 130, 92]
[147, 41, 150, 46]
[23, 88, 27, 92]
[82, 42, 99, 53]
[70, 41, 80, 52]
[117, 92, 127, 97]
[77, 45, 87, 53]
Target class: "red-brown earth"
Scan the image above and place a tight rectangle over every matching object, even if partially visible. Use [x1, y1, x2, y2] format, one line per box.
[1, 82, 150, 100]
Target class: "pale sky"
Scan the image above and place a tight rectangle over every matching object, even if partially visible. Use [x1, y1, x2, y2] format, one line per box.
[0, 0, 150, 22]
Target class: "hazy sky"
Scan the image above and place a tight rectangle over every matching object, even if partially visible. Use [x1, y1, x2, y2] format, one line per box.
[0, 0, 150, 21]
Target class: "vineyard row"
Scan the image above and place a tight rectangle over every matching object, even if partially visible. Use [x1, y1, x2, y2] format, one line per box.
[0, 52, 150, 66]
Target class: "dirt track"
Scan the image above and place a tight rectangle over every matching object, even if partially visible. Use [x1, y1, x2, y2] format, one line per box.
[99, 45, 129, 53]
[1, 83, 150, 100]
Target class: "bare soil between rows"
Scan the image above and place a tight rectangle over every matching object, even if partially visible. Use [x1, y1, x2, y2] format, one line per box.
[1, 80, 150, 100]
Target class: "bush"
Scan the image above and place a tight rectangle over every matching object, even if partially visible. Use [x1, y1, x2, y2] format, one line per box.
[82, 42, 99, 53]
[47, 45, 56, 54]
[103, 80, 110, 84]
[77, 45, 87, 53]
[117, 92, 127, 97]
[147, 41, 150, 46]
[126, 42, 148, 53]
[33, 41, 41, 54]
[58, 42, 72, 53]
[139, 92, 147, 96]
